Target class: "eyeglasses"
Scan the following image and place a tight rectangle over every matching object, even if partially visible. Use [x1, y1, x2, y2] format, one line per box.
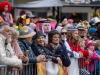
[61, 32, 67, 35]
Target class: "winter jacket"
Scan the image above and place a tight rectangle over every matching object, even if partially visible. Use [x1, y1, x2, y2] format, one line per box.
[18, 39, 37, 63]
[60, 40, 74, 57]
[46, 43, 71, 67]
[88, 51, 99, 72]
[18, 39, 37, 75]
[0, 34, 22, 67]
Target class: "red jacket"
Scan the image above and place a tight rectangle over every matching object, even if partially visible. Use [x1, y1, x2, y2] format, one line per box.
[68, 42, 89, 57]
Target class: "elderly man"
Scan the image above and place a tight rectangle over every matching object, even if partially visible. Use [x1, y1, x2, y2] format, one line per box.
[0, 22, 22, 69]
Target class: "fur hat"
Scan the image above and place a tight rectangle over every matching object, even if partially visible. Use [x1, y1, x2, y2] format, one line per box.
[18, 26, 36, 38]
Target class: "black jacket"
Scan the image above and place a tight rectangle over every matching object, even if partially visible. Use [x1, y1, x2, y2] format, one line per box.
[46, 43, 71, 67]
[32, 44, 58, 63]
[92, 31, 100, 40]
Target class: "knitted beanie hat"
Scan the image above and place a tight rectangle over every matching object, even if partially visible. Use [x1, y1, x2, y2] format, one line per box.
[85, 39, 95, 48]
[67, 25, 78, 31]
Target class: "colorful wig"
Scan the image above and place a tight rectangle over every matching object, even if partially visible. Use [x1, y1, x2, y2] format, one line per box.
[0, 1, 12, 12]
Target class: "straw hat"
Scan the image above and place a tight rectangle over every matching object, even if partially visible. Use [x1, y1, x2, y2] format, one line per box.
[18, 26, 36, 38]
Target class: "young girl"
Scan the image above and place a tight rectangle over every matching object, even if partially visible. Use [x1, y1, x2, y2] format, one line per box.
[86, 40, 99, 74]
[79, 38, 85, 50]
[95, 40, 100, 75]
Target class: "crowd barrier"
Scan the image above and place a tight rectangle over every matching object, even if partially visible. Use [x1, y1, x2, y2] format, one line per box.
[0, 60, 100, 75]
[0, 65, 7, 75]
[0, 63, 36, 75]
[79, 58, 100, 75]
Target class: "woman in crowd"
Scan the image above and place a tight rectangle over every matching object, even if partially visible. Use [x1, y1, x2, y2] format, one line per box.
[10, 27, 28, 63]
[60, 28, 80, 58]
[46, 30, 71, 75]
[66, 26, 93, 75]
[33, 31, 64, 75]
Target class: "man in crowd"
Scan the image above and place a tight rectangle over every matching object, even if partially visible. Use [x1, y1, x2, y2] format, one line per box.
[0, 22, 22, 69]
[41, 20, 51, 44]
[78, 25, 86, 39]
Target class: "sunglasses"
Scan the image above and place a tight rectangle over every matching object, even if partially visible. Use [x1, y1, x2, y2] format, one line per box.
[61, 32, 67, 35]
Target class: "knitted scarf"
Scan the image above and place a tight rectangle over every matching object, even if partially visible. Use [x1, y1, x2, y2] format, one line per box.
[50, 43, 59, 52]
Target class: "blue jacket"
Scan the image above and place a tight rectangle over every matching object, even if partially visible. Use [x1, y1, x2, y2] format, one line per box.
[60, 40, 74, 57]
[18, 39, 37, 63]
[46, 43, 71, 67]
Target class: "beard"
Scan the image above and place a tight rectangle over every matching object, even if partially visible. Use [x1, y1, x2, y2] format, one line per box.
[6, 35, 12, 43]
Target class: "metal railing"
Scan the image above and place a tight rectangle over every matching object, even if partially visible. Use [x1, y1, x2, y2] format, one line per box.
[0, 65, 7, 75]
[0, 60, 100, 75]
[79, 58, 100, 75]
[0, 64, 36, 75]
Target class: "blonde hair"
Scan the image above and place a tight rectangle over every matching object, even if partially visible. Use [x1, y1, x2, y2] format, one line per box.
[95, 40, 100, 48]
[10, 27, 19, 37]
[79, 38, 85, 49]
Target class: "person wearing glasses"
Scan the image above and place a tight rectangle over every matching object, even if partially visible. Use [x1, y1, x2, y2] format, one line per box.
[57, 27, 80, 59]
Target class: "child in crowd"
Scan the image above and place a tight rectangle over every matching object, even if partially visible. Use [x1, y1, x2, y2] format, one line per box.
[86, 40, 99, 74]
[95, 40, 100, 75]
[79, 38, 85, 50]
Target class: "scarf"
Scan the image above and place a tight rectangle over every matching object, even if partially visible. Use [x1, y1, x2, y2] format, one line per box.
[50, 43, 59, 52]
[37, 43, 68, 75]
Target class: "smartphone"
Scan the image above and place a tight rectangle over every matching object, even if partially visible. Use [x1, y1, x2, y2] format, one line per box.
[24, 50, 30, 56]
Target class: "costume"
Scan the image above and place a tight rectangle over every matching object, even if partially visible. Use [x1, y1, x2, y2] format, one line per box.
[0, 1, 13, 23]
[17, 14, 31, 30]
